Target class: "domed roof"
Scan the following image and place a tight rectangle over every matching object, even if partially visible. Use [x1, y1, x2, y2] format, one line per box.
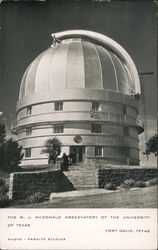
[19, 31, 139, 99]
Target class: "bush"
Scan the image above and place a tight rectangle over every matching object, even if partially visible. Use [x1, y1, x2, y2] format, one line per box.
[104, 183, 117, 190]
[120, 179, 135, 189]
[0, 194, 10, 208]
[27, 192, 46, 204]
[134, 181, 146, 188]
[145, 178, 157, 187]
[0, 177, 10, 207]
[0, 183, 9, 195]
[0, 177, 9, 195]
[12, 199, 30, 206]
[0, 177, 5, 186]
[0, 138, 24, 173]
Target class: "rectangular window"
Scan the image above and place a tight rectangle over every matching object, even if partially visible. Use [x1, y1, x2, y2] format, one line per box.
[124, 148, 129, 157]
[25, 148, 31, 158]
[54, 125, 64, 133]
[26, 128, 32, 136]
[54, 101, 63, 111]
[123, 127, 129, 136]
[27, 106, 32, 116]
[123, 105, 126, 114]
[92, 101, 100, 111]
[92, 124, 102, 133]
[17, 112, 19, 121]
[95, 146, 103, 156]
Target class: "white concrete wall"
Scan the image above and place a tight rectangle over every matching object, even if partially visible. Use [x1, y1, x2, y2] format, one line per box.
[18, 123, 138, 139]
[103, 147, 126, 157]
[129, 148, 139, 159]
[17, 112, 137, 128]
[102, 124, 123, 135]
[64, 101, 91, 111]
[129, 127, 138, 138]
[17, 100, 137, 120]
[33, 103, 54, 114]
[21, 145, 139, 166]
[17, 89, 138, 110]
[102, 102, 123, 113]
[18, 134, 139, 150]
[64, 123, 91, 134]
[14, 90, 141, 166]
[126, 106, 137, 118]
[21, 158, 48, 166]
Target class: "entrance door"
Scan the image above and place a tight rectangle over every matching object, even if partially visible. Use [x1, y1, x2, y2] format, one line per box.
[70, 146, 85, 164]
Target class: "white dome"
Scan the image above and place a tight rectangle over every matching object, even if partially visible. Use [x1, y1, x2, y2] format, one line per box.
[19, 30, 140, 99]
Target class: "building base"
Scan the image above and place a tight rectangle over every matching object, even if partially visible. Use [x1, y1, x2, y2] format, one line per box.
[9, 166, 157, 200]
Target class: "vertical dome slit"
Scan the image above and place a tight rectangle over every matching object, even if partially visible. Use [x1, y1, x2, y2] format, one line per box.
[104, 49, 119, 92]
[91, 43, 103, 89]
[19, 64, 31, 99]
[34, 48, 55, 93]
[66, 40, 85, 89]
[24, 51, 46, 97]
[49, 43, 69, 90]
[113, 54, 130, 94]
[65, 41, 71, 89]
[82, 41, 102, 89]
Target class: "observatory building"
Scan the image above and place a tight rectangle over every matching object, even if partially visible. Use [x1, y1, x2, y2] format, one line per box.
[12, 30, 144, 166]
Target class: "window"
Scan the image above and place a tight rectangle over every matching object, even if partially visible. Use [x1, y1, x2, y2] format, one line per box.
[124, 148, 129, 157]
[55, 101, 63, 111]
[123, 127, 129, 136]
[92, 124, 102, 133]
[95, 146, 103, 156]
[26, 128, 32, 136]
[123, 105, 126, 114]
[27, 106, 32, 116]
[25, 148, 31, 158]
[54, 125, 64, 133]
[92, 101, 100, 111]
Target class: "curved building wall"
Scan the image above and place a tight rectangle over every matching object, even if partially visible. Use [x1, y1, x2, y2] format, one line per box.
[13, 90, 142, 166]
[12, 31, 143, 167]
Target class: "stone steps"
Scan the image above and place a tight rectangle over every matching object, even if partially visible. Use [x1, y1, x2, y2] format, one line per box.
[68, 164, 97, 171]
[63, 170, 99, 189]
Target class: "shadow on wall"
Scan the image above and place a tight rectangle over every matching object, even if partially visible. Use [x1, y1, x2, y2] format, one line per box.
[9, 166, 157, 201]
[9, 170, 76, 201]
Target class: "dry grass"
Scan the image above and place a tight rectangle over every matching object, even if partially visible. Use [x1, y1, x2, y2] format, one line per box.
[12, 185, 157, 208]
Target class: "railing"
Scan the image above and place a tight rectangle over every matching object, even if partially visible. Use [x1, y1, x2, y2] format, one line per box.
[11, 114, 144, 133]
[136, 117, 144, 133]
[136, 117, 144, 128]
[11, 119, 18, 127]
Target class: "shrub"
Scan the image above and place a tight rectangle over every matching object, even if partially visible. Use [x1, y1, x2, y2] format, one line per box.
[0, 194, 10, 208]
[0, 177, 10, 207]
[27, 192, 46, 204]
[134, 181, 146, 188]
[0, 177, 9, 195]
[12, 199, 30, 206]
[145, 178, 157, 187]
[104, 182, 117, 190]
[41, 138, 62, 164]
[120, 179, 135, 189]
[0, 183, 9, 195]
[0, 138, 24, 173]
[0, 177, 5, 186]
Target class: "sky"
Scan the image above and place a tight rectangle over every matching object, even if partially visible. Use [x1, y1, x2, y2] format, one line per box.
[0, 0, 157, 166]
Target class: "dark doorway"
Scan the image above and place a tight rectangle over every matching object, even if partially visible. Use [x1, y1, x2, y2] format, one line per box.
[70, 146, 85, 164]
